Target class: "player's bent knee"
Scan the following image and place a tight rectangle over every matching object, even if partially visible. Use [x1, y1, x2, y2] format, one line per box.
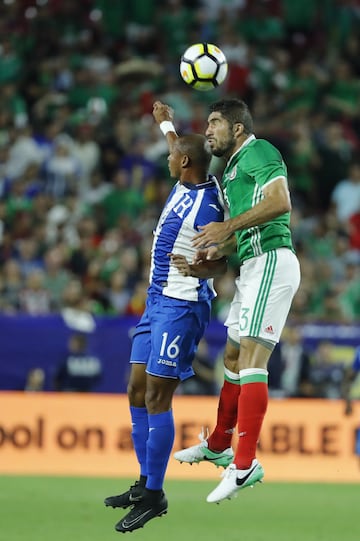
[145, 377, 178, 413]
[145, 389, 172, 414]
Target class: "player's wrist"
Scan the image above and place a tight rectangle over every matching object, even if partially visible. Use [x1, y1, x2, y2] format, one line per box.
[226, 220, 235, 234]
[159, 121, 176, 136]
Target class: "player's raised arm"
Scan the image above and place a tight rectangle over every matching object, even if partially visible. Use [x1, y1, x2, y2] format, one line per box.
[152, 101, 178, 150]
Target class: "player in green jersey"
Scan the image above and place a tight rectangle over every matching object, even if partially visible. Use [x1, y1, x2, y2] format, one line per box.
[173, 98, 301, 503]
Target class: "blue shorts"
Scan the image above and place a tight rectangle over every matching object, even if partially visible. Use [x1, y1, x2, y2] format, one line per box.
[130, 293, 211, 381]
[356, 427, 360, 456]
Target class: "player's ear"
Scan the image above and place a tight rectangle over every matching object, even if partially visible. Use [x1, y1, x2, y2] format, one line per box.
[233, 123, 244, 136]
[181, 155, 190, 167]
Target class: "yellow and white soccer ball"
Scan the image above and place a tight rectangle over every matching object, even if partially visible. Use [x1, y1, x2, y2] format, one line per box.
[180, 43, 228, 92]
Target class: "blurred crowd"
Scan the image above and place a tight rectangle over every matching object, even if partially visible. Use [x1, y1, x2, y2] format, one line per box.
[0, 0, 359, 325]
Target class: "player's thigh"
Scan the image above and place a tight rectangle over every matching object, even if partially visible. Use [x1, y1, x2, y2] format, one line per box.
[147, 296, 210, 381]
[224, 274, 241, 344]
[238, 337, 273, 370]
[223, 338, 240, 373]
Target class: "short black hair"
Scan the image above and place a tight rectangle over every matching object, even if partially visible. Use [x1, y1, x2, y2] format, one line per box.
[177, 133, 212, 169]
[209, 99, 253, 134]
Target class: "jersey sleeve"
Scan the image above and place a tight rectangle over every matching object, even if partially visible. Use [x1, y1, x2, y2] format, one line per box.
[244, 139, 287, 188]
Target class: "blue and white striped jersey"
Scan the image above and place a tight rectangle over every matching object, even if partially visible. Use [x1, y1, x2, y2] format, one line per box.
[148, 175, 224, 302]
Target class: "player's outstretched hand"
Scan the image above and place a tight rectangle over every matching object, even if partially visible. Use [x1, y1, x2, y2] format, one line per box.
[153, 101, 174, 125]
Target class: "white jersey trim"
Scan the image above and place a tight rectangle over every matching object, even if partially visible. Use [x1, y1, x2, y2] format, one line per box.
[262, 175, 287, 188]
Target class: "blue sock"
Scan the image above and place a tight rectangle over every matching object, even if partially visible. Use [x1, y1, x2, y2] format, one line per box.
[146, 410, 175, 490]
[130, 406, 149, 478]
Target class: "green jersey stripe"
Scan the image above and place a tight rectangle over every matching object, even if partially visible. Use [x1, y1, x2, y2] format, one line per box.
[252, 250, 277, 335]
[249, 251, 273, 335]
[249, 250, 277, 336]
[249, 184, 263, 256]
[249, 226, 261, 256]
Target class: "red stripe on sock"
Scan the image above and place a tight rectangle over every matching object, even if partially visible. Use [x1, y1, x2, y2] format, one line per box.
[235, 381, 268, 469]
[208, 380, 240, 452]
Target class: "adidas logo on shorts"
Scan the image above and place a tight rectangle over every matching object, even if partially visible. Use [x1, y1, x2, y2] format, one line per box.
[264, 325, 274, 334]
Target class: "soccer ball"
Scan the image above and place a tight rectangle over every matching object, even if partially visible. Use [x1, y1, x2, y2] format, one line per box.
[180, 43, 228, 92]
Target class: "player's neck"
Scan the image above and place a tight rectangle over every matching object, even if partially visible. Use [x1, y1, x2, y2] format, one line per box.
[226, 134, 253, 161]
[180, 171, 208, 185]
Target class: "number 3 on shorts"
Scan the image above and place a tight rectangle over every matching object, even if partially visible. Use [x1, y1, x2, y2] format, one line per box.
[240, 307, 249, 331]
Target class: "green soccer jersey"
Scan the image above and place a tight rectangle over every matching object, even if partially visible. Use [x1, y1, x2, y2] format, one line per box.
[222, 136, 295, 263]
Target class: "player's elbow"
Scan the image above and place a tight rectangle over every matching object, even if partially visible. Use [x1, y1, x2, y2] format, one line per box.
[269, 198, 291, 217]
[282, 198, 292, 213]
[275, 191, 292, 214]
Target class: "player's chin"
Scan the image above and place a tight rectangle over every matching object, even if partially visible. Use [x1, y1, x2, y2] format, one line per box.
[208, 143, 221, 157]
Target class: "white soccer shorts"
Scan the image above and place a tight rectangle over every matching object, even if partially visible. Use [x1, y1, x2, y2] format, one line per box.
[225, 248, 300, 344]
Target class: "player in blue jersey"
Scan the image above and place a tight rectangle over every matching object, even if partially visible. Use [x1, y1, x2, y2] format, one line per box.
[343, 346, 360, 415]
[104, 101, 227, 533]
[343, 346, 360, 464]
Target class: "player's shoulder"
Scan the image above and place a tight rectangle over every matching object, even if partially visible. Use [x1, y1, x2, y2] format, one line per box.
[201, 190, 224, 213]
[197, 182, 224, 219]
[248, 138, 281, 154]
[242, 137, 283, 165]
[198, 176, 223, 198]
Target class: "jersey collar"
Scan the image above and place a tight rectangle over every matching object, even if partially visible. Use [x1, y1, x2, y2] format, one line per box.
[228, 134, 256, 166]
[182, 174, 217, 191]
